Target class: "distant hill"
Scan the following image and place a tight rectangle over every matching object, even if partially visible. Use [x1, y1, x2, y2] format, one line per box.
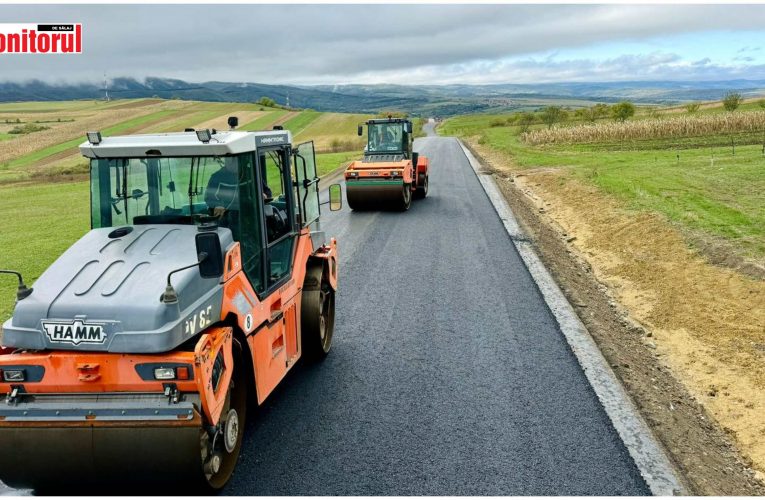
[1, 77, 764, 116]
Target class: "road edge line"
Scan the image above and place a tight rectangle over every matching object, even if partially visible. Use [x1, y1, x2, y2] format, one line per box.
[456, 139, 687, 496]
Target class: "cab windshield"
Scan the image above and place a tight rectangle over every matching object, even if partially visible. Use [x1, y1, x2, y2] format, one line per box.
[367, 123, 404, 153]
[90, 154, 252, 230]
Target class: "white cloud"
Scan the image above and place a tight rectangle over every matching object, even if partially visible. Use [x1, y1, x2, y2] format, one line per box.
[0, 4, 764, 85]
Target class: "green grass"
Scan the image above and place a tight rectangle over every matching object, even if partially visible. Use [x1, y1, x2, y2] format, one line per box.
[316, 151, 359, 177]
[441, 114, 765, 259]
[240, 110, 288, 131]
[0, 133, 13, 141]
[0, 181, 90, 321]
[282, 111, 322, 135]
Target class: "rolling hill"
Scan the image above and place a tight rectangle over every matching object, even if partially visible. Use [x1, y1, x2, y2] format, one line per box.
[2, 77, 764, 116]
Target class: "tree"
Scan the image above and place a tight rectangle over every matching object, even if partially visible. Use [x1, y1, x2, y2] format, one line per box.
[540, 106, 565, 128]
[257, 97, 277, 108]
[517, 112, 535, 133]
[722, 91, 742, 112]
[611, 101, 636, 122]
[685, 102, 701, 114]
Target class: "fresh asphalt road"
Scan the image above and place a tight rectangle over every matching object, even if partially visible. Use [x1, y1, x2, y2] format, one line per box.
[224, 132, 650, 495]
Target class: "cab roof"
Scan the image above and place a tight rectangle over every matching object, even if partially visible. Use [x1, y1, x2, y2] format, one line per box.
[79, 130, 292, 158]
[366, 118, 411, 125]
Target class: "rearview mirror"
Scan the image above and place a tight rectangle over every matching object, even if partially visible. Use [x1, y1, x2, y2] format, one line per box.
[357, 125, 363, 136]
[196, 232, 224, 279]
[404, 122, 412, 134]
[329, 184, 342, 211]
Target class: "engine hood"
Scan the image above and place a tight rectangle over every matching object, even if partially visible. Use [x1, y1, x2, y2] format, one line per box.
[1, 225, 234, 353]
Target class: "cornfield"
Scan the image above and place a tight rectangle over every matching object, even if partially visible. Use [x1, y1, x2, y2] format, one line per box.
[521, 111, 765, 145]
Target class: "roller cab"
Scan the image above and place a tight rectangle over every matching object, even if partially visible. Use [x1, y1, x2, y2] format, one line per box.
[0, 125, 340, 493]
[345, 117, 429, 211]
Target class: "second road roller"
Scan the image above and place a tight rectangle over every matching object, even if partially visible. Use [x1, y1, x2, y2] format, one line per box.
[345, 117, 429, 210]
[0, 121, 343, 493]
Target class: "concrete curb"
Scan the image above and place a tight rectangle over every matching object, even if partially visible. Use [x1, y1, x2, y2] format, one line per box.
[457, 139, 687, 496]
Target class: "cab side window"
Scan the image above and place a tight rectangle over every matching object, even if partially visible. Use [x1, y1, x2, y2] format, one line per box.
[259, 149, 295, 287]
[233, 153, 266, 294]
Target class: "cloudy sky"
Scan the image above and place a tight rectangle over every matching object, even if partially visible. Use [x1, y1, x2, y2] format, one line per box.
[1, 4, 765, 85]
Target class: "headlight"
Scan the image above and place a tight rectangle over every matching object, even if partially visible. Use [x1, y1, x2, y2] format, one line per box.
[154, 367, 176, 380]
[2, 369, 25, 382]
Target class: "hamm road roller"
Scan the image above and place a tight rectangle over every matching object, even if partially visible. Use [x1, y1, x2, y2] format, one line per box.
[0, 124, 342, 493]
[345, 117, 429, 211]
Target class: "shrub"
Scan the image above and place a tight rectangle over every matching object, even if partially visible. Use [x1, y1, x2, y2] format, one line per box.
[540, 106, 567, 128]
[592, 104, 610, 119]
[517, 112, 535, 133]
[574, 108, 595, 122]
[723, 91, 742, 112]
[8, 123, 50, 134]
[685, 102, 701, 114]
[328, 138, 357, 153]
[611, 101, 636, 122]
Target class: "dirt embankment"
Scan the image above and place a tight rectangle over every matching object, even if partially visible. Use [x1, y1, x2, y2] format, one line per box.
[465, 138, 765, 496]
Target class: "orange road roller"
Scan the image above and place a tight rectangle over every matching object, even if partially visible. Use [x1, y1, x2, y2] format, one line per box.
[0, 122, 342, 492]
[345, 117, 429, 211]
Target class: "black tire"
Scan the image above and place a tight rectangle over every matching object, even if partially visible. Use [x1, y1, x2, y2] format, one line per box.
[197, 346, 247, 492]
[398, 183, 412, 211]
[414, 174, 428, 199]
[301, 267, 335, 361]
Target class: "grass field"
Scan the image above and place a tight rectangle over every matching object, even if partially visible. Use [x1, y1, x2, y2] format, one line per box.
[240, 110, 290, 131]
[294, 112, 370, 152]
[0, 181, 90, 320]
[283, 110, 322, 135]
[440, 108, 765, 261]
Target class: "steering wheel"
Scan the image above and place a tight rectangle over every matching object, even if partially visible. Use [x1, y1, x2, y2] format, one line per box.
[264, 204, 288, 240]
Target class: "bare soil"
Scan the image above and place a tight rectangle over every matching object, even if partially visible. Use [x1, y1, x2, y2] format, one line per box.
[465, 139, 765, 495]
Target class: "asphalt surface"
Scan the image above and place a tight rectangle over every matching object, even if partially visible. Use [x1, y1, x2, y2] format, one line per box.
[223, 130, 650, 495]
